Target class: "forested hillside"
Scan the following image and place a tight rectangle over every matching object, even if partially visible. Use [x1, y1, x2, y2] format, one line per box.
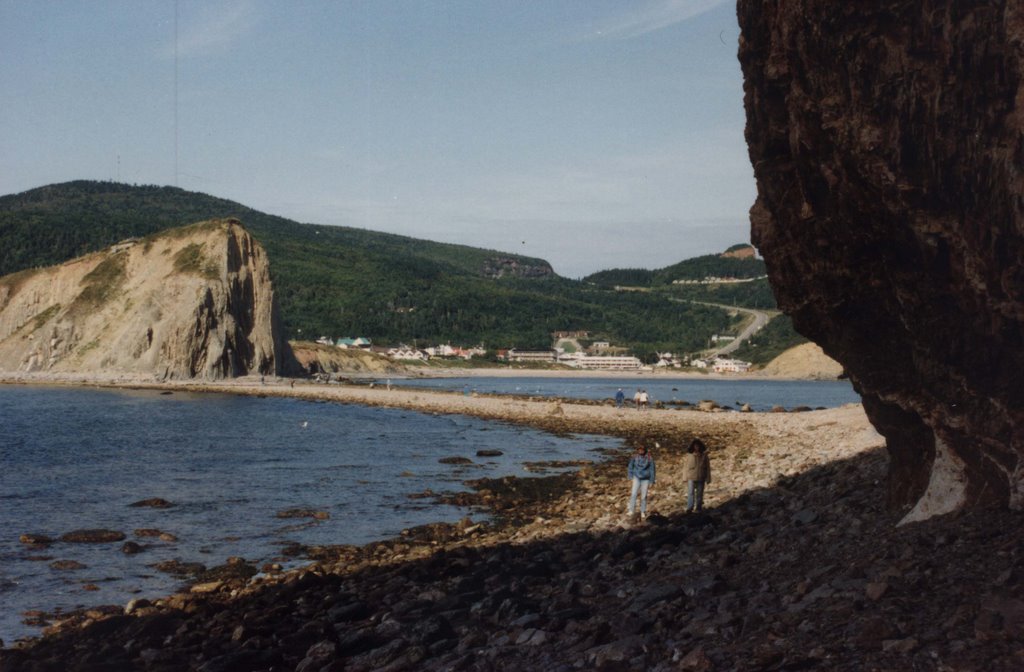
[583, 247, 766, 288]
[0, 181, 737, 352]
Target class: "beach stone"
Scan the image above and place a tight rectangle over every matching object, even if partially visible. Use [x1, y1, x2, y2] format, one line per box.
[476, 449, 503, 457]
[60, 529, 126, 543]
[124, 598, 151, 615]
[679, 646, 713, 671]
[276, 508, 330, 520]
[121, 541, 144, 554]
[791, 509, 818, 525]
[152, 559, 206, 577]
[19, 533, 53, 546]
[296, 640, 336, 672]
[190, 581, 224, 594]
[439, 456, 473, 465]
[50, 559, 86, 571]
[129, 497, 174, 508]
[865, 582, 889, 601]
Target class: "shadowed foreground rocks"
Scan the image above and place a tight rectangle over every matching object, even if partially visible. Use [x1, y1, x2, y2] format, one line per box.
[738, 1, 1024, 520]
[3, 435, 1021, 671]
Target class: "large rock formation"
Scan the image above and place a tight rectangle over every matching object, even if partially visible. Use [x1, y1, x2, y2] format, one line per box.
[0, 218, 294, 379]
[738, 2, 1024, 521]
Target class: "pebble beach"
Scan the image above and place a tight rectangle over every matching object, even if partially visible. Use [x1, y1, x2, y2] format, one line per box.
[2, 372, 1022, 670]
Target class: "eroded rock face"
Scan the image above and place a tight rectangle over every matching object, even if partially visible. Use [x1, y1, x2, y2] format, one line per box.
[0, 219, 295, 379]
[738, 2, 1024, 520]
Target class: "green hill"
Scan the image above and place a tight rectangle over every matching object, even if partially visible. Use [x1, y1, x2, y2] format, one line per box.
[0, 181, 737, 352]
[652, 250, 765, 284]
[583, 245, 766, 289]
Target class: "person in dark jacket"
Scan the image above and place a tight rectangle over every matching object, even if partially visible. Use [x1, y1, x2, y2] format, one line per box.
[682, 438, 712, 512]
[627, 444, 656, 519]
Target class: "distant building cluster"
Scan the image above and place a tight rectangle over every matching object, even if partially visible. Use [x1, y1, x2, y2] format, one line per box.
[312, 331, 753, 373]
[315, 336, 484, 363]
[671, 275, 768, 285]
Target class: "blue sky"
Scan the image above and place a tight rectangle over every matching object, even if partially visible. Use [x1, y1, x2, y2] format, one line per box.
[0, 0, 754, 278]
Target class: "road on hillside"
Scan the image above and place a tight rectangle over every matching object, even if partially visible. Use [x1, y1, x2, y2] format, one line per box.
[673, 300, 774, 356]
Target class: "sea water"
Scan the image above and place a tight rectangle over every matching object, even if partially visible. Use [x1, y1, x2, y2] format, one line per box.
[0, 385, 622, 643]
[391, 375, 861, 411]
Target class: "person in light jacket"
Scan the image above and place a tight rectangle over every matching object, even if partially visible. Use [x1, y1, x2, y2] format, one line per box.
[682, 438, 711, 512]
[627, 444, 656, 519]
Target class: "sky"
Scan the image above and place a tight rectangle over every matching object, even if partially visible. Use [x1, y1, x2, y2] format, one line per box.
[0, 0, 755, 278]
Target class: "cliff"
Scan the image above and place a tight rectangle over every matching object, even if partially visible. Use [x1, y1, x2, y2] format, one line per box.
[738, 2, 1024, 520]
[0, 219, 294, 379]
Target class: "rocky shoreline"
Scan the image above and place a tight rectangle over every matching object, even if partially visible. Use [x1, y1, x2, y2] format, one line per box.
[2, 377, 1022, 670]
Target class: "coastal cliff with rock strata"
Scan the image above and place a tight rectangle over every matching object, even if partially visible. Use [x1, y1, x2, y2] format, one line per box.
[0, 218, 293, 379]
[738, 1, 1024, 520]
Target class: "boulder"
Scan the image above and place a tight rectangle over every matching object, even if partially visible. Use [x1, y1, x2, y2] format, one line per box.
[129, 498, 174, 508]
[60, 529, 126, 543]
[738, 1, 1024, 518]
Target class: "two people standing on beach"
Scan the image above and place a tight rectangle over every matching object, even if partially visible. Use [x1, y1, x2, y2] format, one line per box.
[625, 438, 712, 520]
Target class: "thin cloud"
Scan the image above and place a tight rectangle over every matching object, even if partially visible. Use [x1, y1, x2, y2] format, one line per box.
[159, 1, 258, 59]
[581, 0, 728, 41]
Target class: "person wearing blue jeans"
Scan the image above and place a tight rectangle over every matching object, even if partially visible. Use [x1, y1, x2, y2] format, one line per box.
[627, 444, 656, 519]
[683, 438, 712, 512]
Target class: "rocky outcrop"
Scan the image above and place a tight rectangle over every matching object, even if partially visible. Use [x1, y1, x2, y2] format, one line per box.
[738, 2, 1024, 520]
[758, 342, 844, 380]
[480, 257, 554, 279]
[0, 219, 295, 379]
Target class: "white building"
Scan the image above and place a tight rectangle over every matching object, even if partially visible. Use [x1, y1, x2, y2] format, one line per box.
[711, 357, 751, 373]
[561, 354, 642, 370]
[507, 349, 556, 363]
[655, 352, 681, 368]
[388, 346, 429, 362]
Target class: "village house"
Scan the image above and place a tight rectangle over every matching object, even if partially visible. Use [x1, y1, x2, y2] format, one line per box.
[712, 357, 752, 374]
[507, 349, 557, 363]
[336, 337, 372, 349]
[558, 352, 642, 370]
[385, 345, 429, 362]
[655, 352, 681, 368]
[425, 344, 486, 360]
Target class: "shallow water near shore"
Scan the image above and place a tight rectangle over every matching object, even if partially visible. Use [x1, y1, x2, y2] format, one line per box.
[391, 375, 860, 410]
[0, 385, 621, 643]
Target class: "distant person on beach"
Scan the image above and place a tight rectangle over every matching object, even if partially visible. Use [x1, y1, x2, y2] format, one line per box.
[639, 389, 649, 410]
[627, 444, 656, 520]
[683, 438, 712, 512]
[633, 388, 642, 409]
[615, 388, 625, 407]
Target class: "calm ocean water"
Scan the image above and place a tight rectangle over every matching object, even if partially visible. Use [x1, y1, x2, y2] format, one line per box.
[0, 386, 622, 643]
[390, 375, 861, 411]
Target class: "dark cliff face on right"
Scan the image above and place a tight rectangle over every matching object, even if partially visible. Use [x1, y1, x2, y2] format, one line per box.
[737, 2, 1024, 522]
